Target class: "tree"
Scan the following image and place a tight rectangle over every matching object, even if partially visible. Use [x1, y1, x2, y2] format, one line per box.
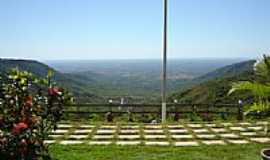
[229, 55, 270, 115]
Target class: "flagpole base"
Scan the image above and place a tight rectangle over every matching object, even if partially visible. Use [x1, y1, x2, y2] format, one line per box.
[162, 102, 166, 123]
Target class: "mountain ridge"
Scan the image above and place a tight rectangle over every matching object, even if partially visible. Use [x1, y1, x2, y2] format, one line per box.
[169, 60, 256, 104]
[0, 58, 255, 103]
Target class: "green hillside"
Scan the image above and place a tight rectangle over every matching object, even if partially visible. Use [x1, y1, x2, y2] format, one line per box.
[192, 60, 255, 83]
[169, 60, 256, 104]
[0, 59, 102, 102]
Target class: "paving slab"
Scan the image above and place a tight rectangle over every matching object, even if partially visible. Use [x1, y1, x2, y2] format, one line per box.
[193, 129, 209, 133]
[80, 125, 95, 128]
[60, 140, 84, 145]
[120, 130, 140, 134]
[89, 141, 112, 145]
[44, 140, 56, 144]
[145, 125, 163, 129]
[74, 129, 92, 134]
[238, 122, 251, 126]
[118, 135, 140, 139]
[196, 134, 216, 139]
[219, 133, 239, 138]
[144, 135, 167, 139]
[116, 141, 141, 145]
[168, 129, 188, 133]
[250, 137, 270, 143]
[171, 135, 193, 139]
[96, 130, 116, 134]
[256, 121, 268, 125]
[57, 124, 73, 128]
[167, 125, 184, 128]
[49, 135, 63, 138]
[247, 126, 263, 131]
[121, 125, 140, 129]
[211, 128, 228, 133]
[145, 141, 170, 146]
[228, 140, 249, 144]
[240, 132, 257, 136]
[69, 135, 88, 139]
[93, 135, 114, 139]
[187, 124, 203, 128]
[229, 127, 246, 131]
[221, 123, 233, 127]
[202, 140, 226, 145]
[100, 125, 117, 129]
[174, 141, 199, 146]
[51, 130, 69, 134]
[144, 130, 164, 134]
[205, 124, 217, 127]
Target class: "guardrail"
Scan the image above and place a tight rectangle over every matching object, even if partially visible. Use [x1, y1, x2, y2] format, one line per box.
[63, 103, 244, 120]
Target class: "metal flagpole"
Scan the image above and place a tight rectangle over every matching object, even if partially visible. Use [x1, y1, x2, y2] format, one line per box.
[161, 0, 168, 123]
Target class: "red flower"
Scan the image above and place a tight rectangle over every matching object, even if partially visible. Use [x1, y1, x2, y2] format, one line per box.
[48, 87, 61, 96]
[12, 122, 28, 135]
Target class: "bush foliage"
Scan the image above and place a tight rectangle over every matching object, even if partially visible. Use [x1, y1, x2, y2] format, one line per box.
[0, 68, 71, 160]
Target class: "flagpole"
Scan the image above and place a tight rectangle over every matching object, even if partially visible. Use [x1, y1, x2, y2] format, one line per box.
[161, 0, 168, 123]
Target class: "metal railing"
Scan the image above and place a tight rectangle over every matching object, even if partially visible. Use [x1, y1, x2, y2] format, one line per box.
[63, 103, 244, 120]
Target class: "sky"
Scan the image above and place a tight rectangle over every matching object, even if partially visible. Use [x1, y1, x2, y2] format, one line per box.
[0, 0, 269, 60]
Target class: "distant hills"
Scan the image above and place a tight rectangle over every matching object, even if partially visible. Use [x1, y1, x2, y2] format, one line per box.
[191, 60, 255, 84]
[0, 58, 255, 103]
[0, 59, 56, 78]
[0, 59, 102, 102]
[169, 60, 256, 104]
[45, 59, 246, 98]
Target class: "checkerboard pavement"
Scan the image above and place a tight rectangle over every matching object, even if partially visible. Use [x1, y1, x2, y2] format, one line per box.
[45, 121, 270, 146]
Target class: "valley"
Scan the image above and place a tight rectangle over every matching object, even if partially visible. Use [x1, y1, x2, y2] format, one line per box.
[0, 58, 253, 103]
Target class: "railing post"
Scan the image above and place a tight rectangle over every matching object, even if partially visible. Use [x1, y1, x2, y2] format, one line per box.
[192, 104, 196, 113]
[207, 104, 211, 115]
[162, 103, 166, 123]
[76, 104, 80, 119]
[237, 100, 244, 121]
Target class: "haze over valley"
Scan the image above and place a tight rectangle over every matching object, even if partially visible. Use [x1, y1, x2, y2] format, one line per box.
[0, 58, 253, 103]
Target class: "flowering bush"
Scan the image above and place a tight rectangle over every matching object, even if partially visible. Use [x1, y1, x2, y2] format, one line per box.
[0, 68, 71, 160]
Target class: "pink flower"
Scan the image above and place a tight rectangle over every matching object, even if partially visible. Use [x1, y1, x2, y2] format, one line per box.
[48, 87, 61, 96]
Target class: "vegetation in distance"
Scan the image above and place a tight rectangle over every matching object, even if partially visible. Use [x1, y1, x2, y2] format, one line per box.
[0, 58, 255, 104]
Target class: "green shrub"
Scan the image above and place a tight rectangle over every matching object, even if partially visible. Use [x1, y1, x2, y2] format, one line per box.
[0, 68, 71, 160]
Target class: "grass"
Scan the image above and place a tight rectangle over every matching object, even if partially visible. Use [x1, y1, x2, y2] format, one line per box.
[49, 144, 269, 160]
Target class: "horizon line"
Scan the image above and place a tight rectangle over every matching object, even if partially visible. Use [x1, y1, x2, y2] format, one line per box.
[1, 56, 254, 62]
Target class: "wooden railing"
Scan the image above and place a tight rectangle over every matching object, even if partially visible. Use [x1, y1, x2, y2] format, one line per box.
[63, 103, 244, 120]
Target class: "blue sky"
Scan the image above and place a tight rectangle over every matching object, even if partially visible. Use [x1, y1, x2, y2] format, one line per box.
[0, 0, 269, 60]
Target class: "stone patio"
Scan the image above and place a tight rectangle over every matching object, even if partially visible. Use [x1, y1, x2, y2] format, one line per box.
[47, 121, 270, 146]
